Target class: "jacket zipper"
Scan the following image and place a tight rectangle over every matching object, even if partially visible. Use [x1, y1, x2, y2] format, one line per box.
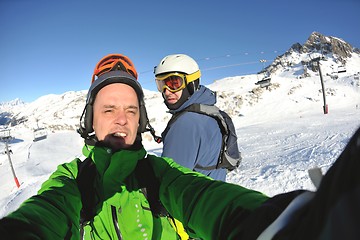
[111, 205, 123, 239]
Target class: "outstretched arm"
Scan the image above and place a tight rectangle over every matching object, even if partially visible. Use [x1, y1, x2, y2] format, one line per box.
[0, 159, 82, 240]
[148, 155, 269, 239]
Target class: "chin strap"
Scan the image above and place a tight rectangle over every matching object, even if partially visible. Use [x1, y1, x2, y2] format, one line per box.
[146, 121, 162, 143]
[77, 128, 97, 146]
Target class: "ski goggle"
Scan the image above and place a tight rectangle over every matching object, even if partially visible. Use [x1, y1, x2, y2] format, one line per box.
[91, 54, 138, 83]
[155, 71, 200, 93]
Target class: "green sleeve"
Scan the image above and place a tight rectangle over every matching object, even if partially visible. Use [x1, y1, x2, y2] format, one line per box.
[0, 158, 82, 240]
[148, 155, 270, 240]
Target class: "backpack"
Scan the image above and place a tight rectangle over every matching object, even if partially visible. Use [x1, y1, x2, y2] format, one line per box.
[161, 103, 242, 171]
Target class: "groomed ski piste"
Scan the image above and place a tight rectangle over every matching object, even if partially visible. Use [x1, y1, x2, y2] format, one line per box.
[1, 61, 360, 219]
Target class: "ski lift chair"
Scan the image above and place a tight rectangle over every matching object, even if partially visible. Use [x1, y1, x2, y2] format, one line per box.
[33, 127, 47, 142]
[337, 65, 346, 73]
[255, 77, 271, 88]
[0, 129, 11, 140]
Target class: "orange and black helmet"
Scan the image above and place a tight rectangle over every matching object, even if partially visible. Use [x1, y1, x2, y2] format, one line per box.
[78, 54, 150, 141]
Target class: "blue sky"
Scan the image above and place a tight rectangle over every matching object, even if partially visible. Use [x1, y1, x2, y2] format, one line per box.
[1, 0, 359, 103]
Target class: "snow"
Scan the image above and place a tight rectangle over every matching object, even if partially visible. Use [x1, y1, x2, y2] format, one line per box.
[1, 55, 360, 219]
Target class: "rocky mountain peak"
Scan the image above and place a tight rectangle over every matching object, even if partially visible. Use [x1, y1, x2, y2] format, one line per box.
[303, 31, 354, 59]
[265, 32, 359, 75]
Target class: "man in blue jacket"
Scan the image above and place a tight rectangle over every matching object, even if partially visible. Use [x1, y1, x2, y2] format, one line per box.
[154, 54, 227, 181]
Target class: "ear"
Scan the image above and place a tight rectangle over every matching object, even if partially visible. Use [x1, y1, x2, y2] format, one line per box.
[84, 104, 94, 134]
[138, 104, 148, 133]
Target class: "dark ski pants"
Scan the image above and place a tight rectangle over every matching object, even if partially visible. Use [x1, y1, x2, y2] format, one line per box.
[274, 126, 360, 239]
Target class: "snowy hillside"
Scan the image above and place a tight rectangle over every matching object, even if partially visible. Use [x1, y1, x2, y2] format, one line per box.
[1, 32, 360, 218]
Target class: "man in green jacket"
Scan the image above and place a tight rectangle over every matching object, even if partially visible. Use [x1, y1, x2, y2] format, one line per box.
[0, 54, 201, 239]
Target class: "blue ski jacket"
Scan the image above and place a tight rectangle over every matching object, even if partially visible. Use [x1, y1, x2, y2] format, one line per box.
[161, 85, 227, 181]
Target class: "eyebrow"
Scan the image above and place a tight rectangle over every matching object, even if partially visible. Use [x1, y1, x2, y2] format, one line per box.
[102, 104, 139, 110]
[127, 105, 139, 111]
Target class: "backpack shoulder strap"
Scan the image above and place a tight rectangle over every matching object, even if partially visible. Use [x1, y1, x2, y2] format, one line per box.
[76, 157, 98, 225]
[161, 110, 188, 141]
[134, 158, 169, 217]
[181, 103, 228, 134]
[162, 103, 227, 137]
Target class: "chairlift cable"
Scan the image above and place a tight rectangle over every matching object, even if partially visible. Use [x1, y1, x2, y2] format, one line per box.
[202, 60, 271, 71]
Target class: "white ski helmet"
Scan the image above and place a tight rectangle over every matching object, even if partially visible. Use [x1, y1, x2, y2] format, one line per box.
[154, 54, 201, 77]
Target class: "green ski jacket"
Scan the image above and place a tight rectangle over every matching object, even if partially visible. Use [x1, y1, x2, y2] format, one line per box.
[0, 145, 179, 240]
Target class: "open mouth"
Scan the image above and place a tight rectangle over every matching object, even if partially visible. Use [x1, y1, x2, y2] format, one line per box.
[113, 132, 127, 138]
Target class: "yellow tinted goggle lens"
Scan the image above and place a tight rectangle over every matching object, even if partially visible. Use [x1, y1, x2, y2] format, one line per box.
[156, 73, 186, 93]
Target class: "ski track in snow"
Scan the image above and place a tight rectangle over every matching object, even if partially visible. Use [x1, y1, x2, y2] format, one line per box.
[227, 110, 360, 196]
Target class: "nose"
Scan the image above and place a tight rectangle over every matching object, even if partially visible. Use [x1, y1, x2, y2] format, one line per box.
[114, 110, 127, 125]
[164, 88, 174, 96]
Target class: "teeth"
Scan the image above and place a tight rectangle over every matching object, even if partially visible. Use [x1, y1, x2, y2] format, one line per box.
[114, 132, 127, 137]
